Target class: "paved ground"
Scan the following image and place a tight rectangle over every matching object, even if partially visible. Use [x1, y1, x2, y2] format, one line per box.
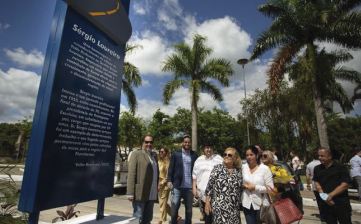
[36, 188, 361, 224]
[2, 165, 361, 223]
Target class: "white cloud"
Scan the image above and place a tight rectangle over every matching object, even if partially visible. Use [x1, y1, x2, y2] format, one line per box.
[4, 48, 44, 67]
[136, 86, 220, 119]
[127, 31, 174, 76]
[0, 68, 40, 123]
[142, 79, 151, 87]
[156, 0, 183, 31]
[132, 0, 157, 15]
[184, 16, 252, 60]
[119, 104, 129, 114]
[0, 23, 10, 33]
[133, 2, 147, 15]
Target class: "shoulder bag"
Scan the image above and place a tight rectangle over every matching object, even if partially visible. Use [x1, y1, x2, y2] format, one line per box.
[258, 185, 302, 224]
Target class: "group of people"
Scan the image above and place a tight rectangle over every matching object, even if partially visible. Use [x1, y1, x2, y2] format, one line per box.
[127, 134, 356, 224]
[127, 135, 198, 224]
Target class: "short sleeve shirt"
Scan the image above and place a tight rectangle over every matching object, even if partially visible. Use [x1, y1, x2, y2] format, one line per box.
[313, 162, 351, 201]
[350, 155, 361, 178]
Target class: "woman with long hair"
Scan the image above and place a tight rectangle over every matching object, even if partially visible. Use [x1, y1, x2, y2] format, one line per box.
[157, 147, 171, 224]
[205, 147, 243, 223]
[242, 146, 274, 224]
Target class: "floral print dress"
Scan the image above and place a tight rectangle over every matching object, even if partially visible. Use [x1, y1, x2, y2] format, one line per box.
[205, 164, 243, 224]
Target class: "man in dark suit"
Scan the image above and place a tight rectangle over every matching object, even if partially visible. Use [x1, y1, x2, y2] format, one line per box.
[127, 135, 158, 224]
[167, 136, 198, 224]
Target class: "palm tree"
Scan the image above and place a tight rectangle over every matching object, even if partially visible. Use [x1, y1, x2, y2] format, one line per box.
[250, 0, 361, 149]
[289, 48, 361, 113]
[162, 34, 234, 151]
[122, 44, 143, 114]
[352, 83, 361, 103]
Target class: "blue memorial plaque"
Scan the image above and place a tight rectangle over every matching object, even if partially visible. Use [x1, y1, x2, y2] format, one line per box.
[19, 0, 130, 213]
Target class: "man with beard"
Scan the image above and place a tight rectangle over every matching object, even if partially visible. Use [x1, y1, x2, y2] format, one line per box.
[313, 148, 352, 224]
[168, 135, 198, 224]
[127, 135, 158, 224]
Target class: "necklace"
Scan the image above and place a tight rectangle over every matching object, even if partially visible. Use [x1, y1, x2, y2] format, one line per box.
[249, 164, 259, 174]
[326, 161, 333, 169]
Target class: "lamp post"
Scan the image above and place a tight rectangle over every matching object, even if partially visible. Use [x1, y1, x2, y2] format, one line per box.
[237, 58, 250, 145]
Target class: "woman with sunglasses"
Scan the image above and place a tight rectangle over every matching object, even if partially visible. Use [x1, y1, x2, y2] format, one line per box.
[242, 146, 274, 224]
[157, 147, 172, 224]
[261, 150, 274, 167]
[204, 147, 243, 223]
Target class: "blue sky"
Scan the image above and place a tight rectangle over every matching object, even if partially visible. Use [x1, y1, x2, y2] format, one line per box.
[0, 0, 360, 123]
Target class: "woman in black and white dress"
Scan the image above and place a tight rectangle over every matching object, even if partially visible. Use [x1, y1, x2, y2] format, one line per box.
[205, 147, 243, 223]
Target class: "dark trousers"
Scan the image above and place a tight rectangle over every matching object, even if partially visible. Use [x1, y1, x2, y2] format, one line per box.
[200, 200, 212, 224]
[320, 199, 352, 224]
[243, 205, 260, 224]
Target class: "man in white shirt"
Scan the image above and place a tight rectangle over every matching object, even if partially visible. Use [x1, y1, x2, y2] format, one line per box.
[192, 143, 223, 224]
[306, 153, 325, 222]
[350, 147, 361, 201]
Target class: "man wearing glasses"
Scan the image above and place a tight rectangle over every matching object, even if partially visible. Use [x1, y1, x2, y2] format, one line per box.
[127, 135, 158, 224]
[167, 136, 198, 224]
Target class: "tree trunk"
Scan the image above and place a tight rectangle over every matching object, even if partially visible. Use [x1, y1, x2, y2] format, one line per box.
[312, 84, 330, 149]
[307, 43, 330, 149]
[191, 100, 198, 151]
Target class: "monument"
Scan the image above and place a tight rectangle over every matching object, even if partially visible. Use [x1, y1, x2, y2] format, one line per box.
[18, 0, 132, 223]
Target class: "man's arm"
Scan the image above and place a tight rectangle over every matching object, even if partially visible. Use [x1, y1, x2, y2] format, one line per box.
[327, 182, 349, 201]
[167, 152, 176, 187]
[306, 173, 311, 191]
[192, 179, 198, 197]
[314, 181, 323, 193]
[126, 152, 137, 201]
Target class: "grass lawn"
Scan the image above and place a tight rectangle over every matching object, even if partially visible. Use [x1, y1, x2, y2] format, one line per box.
[300, 175, 306, 184]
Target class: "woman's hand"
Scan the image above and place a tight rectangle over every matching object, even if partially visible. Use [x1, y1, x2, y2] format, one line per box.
[243, 183, 256, 191]
[205, 201, 211, 215]
[205, 195, 211, 215]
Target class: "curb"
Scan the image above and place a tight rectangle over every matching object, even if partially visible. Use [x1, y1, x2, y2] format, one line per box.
[303, 198, 361, 213]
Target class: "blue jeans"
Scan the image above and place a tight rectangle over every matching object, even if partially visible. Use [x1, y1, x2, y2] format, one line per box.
[243, 205, 259, 224]
[132, 200, 155, 224]
[295, 169, 304, 191]
[171, 188, 193, 224]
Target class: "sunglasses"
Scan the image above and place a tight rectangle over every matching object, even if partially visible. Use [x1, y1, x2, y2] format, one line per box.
[262, 154, 268, 159]
[144, 141, 154, 144]
[223, 153, 233, 158]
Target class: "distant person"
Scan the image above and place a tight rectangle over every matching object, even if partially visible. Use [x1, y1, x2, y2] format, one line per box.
[205, 147, 243, 223]
[127, 135, 158, 224]
[260, 150, 274, 167]
[254, 144, 264, 159]
[314, 148, 352, 224]
[157, 147, 171, 224]
[350, 147, 361, 202]
[271, 148, 278, 161]
[290, 151, 304, 191]
[306, 153, 325, 222]
[242, 146, 274, 224]
[192, 143, 223, 223]
[167, 136, 198, 224]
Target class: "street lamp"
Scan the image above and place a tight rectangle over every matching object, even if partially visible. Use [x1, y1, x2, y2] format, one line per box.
[237, 58, 250, 145]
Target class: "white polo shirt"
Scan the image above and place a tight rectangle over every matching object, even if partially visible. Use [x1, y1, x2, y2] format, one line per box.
[192, 154, 223, 202]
